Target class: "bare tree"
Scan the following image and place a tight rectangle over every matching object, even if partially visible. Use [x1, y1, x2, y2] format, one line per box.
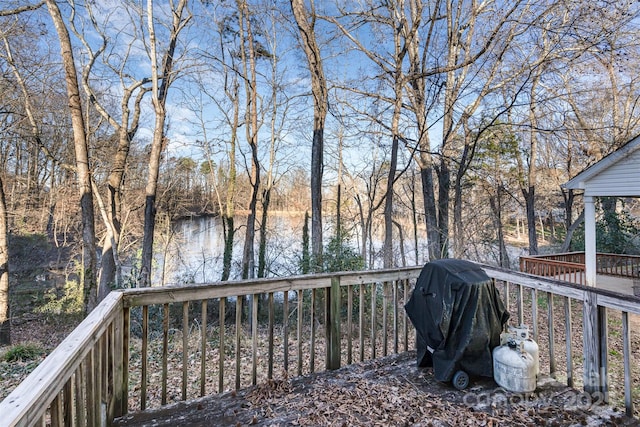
[236, 0, 262, 280]
[290, 0, 326, 271]
[140, 0, 191, 287]
[402, 0, 525, 259]
[0, 175, 9, 345]
[46, 0, 98, 312]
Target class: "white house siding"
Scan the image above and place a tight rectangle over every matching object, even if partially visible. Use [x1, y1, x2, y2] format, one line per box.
[583, 147, 640, 197]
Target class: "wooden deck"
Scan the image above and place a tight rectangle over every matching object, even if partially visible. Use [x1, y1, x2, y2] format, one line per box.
[2, 265, 639, 426]
[112, 351, 635, 427]
[594, 275, 638, 296]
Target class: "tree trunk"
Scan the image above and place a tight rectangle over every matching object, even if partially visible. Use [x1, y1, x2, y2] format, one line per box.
[139, 0, 189, 287]
[221, 76, 239, 282]
[0, 175, 10, 345]
[237, 0, 260, 280]
[46, 0, 98, 312]
[291, 0, 327, 272]
[257, 188, 271, 278]
[420, 162, 440, 260]
[523, 186, 538, 255]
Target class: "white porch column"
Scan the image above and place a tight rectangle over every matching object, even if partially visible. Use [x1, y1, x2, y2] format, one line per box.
[584, 196, 597, 287]
[583, 195, 600, 395]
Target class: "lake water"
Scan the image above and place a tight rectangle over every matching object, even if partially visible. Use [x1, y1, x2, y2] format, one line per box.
[154, 214, 308, 284]
[154, 214, 459, 285]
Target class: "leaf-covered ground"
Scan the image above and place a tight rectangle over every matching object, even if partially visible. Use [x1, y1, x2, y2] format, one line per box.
[114, 351, 638, 427]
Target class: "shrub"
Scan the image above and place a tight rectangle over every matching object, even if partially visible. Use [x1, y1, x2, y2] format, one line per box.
[3, 343, 45, 362]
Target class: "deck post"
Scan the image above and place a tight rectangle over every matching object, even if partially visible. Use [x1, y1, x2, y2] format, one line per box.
[583, 196, 601, 397]
[326, 276, 341, 370]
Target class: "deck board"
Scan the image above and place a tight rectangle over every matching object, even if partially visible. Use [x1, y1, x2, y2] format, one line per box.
[113, 351, 634, 426]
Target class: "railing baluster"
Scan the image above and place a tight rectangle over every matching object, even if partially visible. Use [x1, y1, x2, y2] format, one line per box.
[297, 290, 303, 376]
[403, 279, 409, 352]
[310, 289, 316, 373]
[393, 280, 399, 354]
[141, 305, 148, 411]
[622, 311, 634, 417]
[87, 348, 96, 424]
[283, 292, 289, 373]
[268, 292, 274, 380]
[547, 292, 556, 377]
[63, 377, 73, 427]
[564, 297, 573, 388]
[359, 284, 365, 362]
[531, 289, 538, 341]
[50, 392, 63, 427]
[517, 284, 524, 326]
[347, 284, 353, 365]
[382, 281, 388, 357]
[201, 299, 208, 397]
[599, 306, 609, 403]
[122, 306, 130, 416]
[219, 297, 226, 393]
[371, 283, 377, 360]
[182, 301, 189, 401]
[504, 281, 510, 314]
[326, 276, 341, 370]
[161, 304, 169, 405]
[76, 361, 86, 427]
[252, 294, 259, 385]
[235, 296, 242, 390]
[96, 335, 103, 421]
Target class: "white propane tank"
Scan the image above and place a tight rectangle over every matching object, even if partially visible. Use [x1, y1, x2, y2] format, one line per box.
[510, 325, 540, 377]
[493, 340, 537, 393]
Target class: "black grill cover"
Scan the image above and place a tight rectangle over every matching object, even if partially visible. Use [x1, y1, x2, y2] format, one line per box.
[405, 259, 509, 382]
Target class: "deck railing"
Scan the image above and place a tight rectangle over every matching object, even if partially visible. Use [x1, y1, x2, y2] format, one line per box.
[520, 252, 640, 284]
[1, 265, 639, 426]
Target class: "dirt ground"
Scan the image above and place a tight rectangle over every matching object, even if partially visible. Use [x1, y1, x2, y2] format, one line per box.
[113, 351, 638, 427]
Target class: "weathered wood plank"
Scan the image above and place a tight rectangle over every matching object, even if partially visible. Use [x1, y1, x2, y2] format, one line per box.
[200, 299, 207, 397]
[76, 364, 86, 427]
[393, 280, 398, 354]
[283, 292, 289, 373]
[297, 290, 303, 376]
[182, 301, 189, 400]
[235, 296, 242, 391]
[268, 292, 274, 380]
[121, 268, 423, 308]
[371, 283, 377, 360]
[382, 282, 388, 357]
[325, 277, 340, 370]
[403, 280, 409, 352]
[122, 306, 130, 417]
[547, 292, 556, 377]
[87, 349, 96, 425]
[359, 284, 365, 362]
[63, 378, 73, 427]
[252, 294, 258, 385]
[0, 292, 123, 426]
[161, 304, 169, 405]
[564, 297, 573, 388]
[219, 298, 226, 393]
[622, 311, 634, 417]
[483, 265, 640, 314]
[141, 305, 148, 411]
[310, 289, 316, 373]
[531, 289, 538, 342]
[347, 285, 353, 365]
[50, 393, 63, 427]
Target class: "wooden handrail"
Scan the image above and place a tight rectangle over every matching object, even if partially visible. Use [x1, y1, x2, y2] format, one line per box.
[521, 252, 640, 280]
[0, 292, 125, 427]
[1, 264, 639, 426]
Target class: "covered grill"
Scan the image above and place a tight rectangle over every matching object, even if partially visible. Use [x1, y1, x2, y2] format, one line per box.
[405, 259, 509, 389]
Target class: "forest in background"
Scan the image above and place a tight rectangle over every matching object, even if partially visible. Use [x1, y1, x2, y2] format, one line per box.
[1, 0, 640, 345]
